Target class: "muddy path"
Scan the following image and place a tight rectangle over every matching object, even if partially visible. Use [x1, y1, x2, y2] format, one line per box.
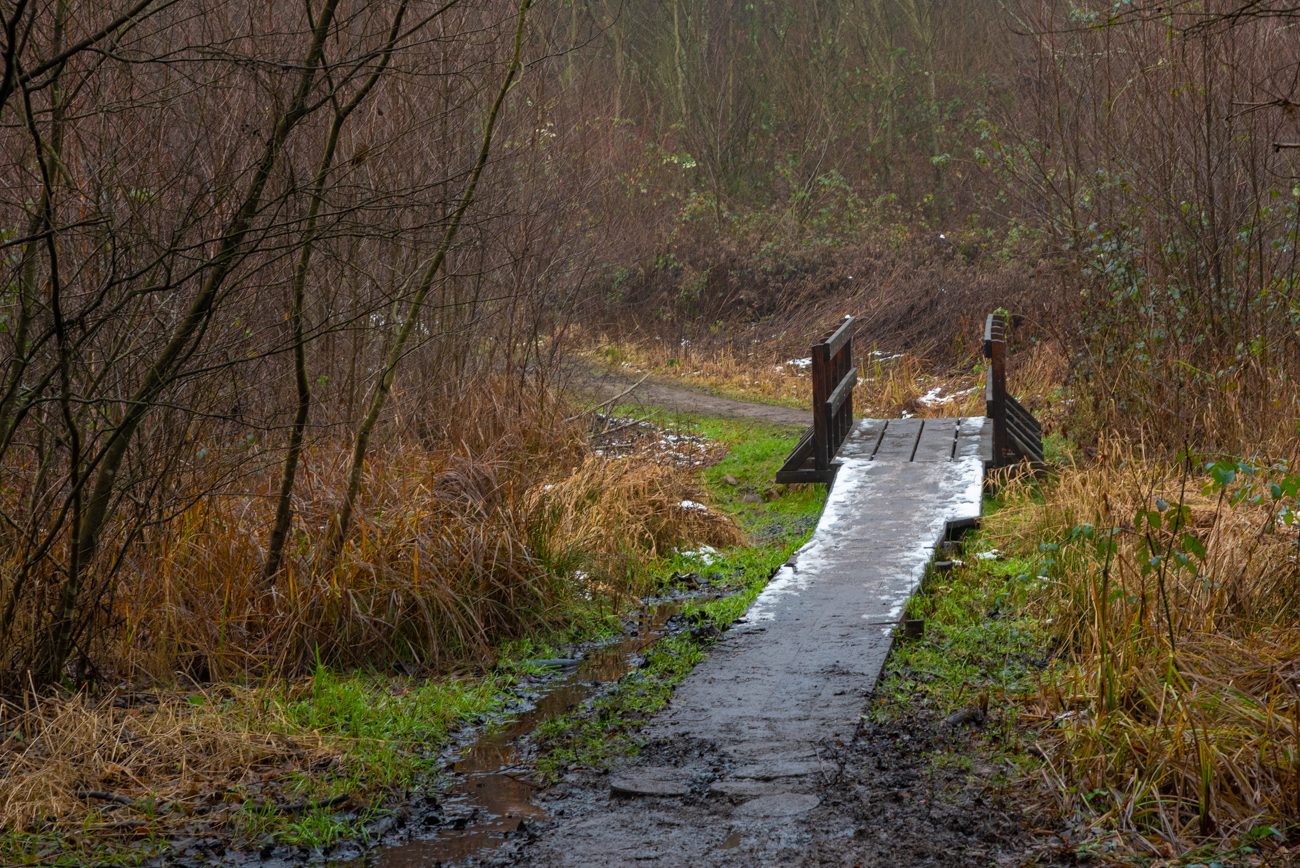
[570, 368, 809, 429]
[514, 710, 1058, 868]
[217, 388, 1064, 868]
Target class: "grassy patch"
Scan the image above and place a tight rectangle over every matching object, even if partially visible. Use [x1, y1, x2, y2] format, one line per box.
[0, 670, 512, 865]
[868, 512, 1054, 729]
[609, 406, 826, 542]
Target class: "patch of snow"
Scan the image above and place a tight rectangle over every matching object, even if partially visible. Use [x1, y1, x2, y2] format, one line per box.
[681, 544, 719, 564]
[918, 386, 977, 406]
[975, 549, 1002, 561]
[678, 500, 708, 512]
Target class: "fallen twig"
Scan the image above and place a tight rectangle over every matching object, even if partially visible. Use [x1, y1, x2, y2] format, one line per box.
[565, 372, 651, 422]
[76, 790, 135, 807]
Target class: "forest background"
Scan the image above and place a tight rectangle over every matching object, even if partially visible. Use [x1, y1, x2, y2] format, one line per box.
[2, 2, 1300, 853]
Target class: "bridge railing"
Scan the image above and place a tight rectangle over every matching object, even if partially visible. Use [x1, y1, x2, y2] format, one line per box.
[775, 315, 856, 484]
[776, 310, 1041, 482]
[984, 312, 1044, 466]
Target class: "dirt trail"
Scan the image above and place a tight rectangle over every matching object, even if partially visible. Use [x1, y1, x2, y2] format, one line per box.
[572, 369, 809, 428]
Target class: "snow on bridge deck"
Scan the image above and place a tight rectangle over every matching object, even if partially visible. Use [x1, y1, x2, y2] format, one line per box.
[646, 416, 992, 757]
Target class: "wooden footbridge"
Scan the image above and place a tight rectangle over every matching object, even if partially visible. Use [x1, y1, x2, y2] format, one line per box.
[520, 312, 1045, 867]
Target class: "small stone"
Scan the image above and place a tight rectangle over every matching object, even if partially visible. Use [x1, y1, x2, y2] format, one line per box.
[723, 474, 740, 486]
[943, 707, 983, 726]
[730, 793, 820, 818]
[740, 493, 763, 504]
[609, 770, 691, 798]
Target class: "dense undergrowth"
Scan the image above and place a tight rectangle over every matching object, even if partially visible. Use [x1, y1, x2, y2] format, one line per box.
[994, 450, 1300, 861]
[880, 446, 1300, 863]
[0, 402, 819, 864]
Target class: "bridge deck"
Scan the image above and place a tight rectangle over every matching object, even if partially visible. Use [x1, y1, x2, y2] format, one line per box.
[519, 416, 993, 866]
[644, 416, 990, 756]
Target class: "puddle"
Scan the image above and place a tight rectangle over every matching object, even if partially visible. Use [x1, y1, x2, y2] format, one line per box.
[359, 600, 688, 867]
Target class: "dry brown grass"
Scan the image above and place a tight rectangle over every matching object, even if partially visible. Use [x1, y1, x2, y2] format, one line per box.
[1, 384, 742, 686]
[990, 438, 1300, 856]
[0, 688, 339, 835]
[119, 444, 738, 682]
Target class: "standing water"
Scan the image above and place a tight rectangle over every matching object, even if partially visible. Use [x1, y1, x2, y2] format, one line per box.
[359, 602, 686, 867]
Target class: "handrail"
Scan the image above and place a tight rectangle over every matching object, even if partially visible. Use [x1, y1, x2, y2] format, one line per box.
[776, 308, 1041, 481]
[826, 368, 857, 417]
[984, 312, 1044, 466]
[776, 315, 856, 484]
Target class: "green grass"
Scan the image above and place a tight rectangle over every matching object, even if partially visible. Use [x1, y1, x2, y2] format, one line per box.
[868, 501, 1054, 726]
[610, 405, 826, 541]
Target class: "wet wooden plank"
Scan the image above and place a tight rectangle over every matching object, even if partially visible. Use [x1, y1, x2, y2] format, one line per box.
[871, 417, 924, 461]
[836, 418, 888, 461]
[913, 419, 959, 462]
[956, 417, 993, 462]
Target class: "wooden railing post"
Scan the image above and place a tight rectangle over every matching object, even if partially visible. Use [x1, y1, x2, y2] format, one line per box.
[984, 313, 1007, 466]
[984, 311, 1044, 467]
[776, 315, 856, 484]
[812, 339, 832, 475]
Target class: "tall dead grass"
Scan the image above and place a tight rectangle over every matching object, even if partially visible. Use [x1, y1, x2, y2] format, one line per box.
[0, 689, 339, 835]
[991, 438, 1300, 856]
[1, 385, 741, 686]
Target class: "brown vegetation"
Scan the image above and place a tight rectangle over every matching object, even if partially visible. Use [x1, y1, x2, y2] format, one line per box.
[991, 440, 1300, 854]
[4, 0, 1300, 856]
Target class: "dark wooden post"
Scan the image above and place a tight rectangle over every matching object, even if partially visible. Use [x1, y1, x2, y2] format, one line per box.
[775, 315, 856, 484]
[837, 329, 852, 447]
[984, 313, 1008, 466]
[812, 339, 832, 475]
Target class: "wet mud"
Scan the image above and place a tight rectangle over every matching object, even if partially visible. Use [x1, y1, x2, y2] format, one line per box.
[511, 708, 1070, 868]
[359, 601, 687, 868]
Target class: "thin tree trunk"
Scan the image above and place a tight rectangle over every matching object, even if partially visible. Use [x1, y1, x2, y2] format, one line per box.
[39, 0, 342, 682]
[326, 0, 533, 563]
[263, 1, 409, 583]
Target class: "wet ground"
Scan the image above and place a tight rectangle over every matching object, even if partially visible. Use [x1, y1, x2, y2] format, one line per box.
[513, 706, 1068, 868]
[356, 600, 690, 868]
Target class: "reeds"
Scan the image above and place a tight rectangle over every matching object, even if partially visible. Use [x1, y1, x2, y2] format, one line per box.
[0, 384, 742, 686]
[991, 439, 1300, 856]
